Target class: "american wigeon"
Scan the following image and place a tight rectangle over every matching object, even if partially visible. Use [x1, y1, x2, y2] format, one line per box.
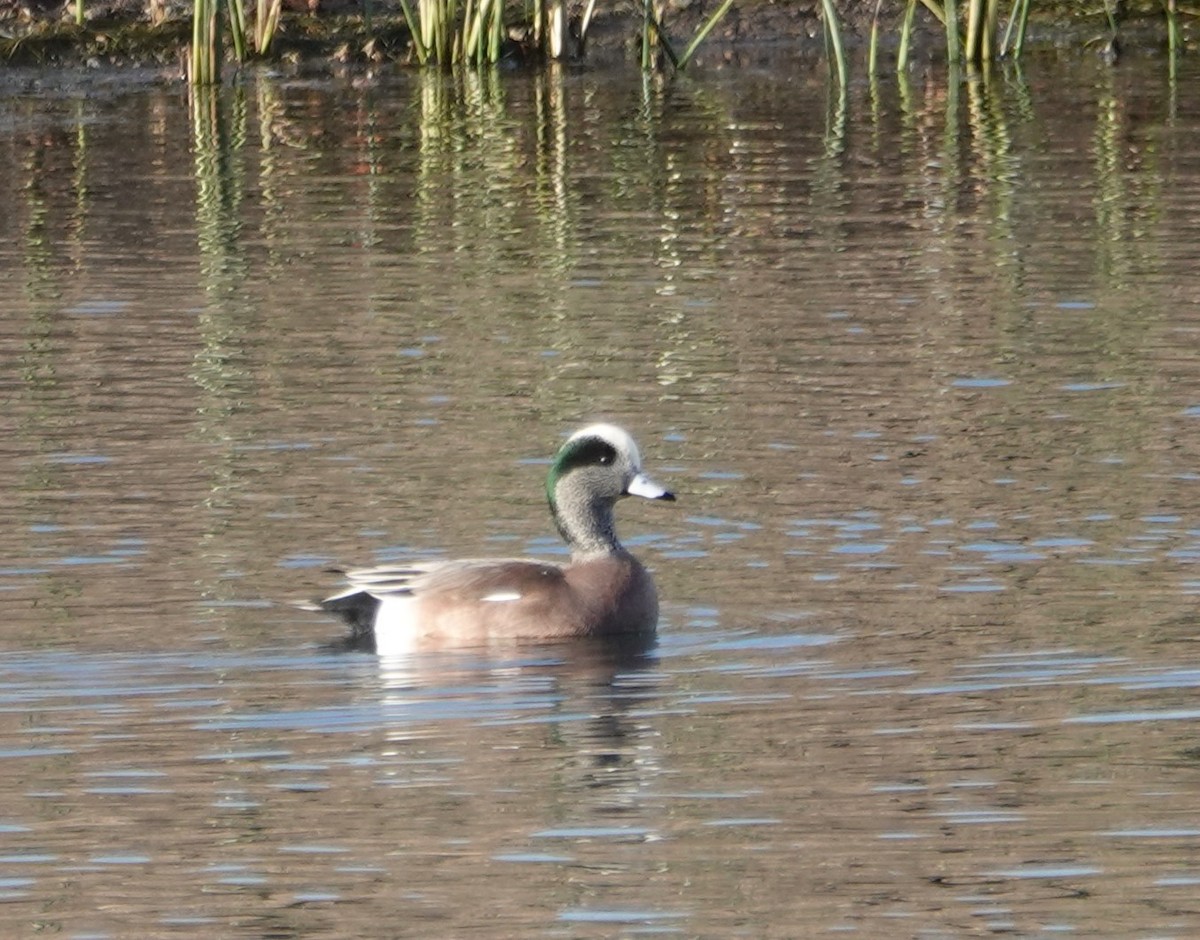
[317, 424, 676, 654]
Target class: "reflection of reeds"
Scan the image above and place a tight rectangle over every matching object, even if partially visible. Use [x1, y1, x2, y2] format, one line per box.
[189, 84, 260, 583]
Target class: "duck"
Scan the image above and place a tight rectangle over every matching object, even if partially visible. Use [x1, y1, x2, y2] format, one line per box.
[316, 424, 676, 655]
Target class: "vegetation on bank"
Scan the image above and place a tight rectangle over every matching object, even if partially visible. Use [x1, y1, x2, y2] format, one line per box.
[0, 0, 1192, 80]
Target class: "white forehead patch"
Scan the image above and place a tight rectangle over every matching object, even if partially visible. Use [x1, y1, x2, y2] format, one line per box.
[568, 423, 642, 468]
[482, 590, 522, 603]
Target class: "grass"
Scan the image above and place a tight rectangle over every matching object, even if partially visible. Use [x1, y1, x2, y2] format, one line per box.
[1, 1, 1188, 81]
[863, 0, 1184, 71]
[190, 0, 221, 84]
[184, 0, 735, 76]
[190, 0, 284, 82]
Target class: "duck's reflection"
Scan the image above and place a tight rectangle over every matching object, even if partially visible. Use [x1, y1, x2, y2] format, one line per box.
[352, 633, 666, 813]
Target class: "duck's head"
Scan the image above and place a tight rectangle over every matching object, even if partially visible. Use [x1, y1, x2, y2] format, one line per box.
[548, 424, 674, 506]
[546, 424, 674, 554]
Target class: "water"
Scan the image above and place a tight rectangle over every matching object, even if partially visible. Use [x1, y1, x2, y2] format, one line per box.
[2, 52, 1200, 936]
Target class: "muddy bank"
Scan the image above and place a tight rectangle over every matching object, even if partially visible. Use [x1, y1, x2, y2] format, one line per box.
[0, 0, 1187, 73]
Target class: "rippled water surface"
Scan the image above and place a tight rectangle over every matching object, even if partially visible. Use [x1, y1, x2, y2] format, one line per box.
[2, 52, 1200, 937]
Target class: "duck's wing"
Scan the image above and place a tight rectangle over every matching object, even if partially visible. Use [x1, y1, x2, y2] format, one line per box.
[329, 563, 437, 600]
[317, 559, 568, 645]
[338, 558, 566, 600]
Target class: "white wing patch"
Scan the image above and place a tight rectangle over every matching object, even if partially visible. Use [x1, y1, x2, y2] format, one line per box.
[482, 590, 522, 603]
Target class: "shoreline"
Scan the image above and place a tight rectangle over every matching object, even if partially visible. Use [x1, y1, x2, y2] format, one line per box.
[0, 1, 1187, 75]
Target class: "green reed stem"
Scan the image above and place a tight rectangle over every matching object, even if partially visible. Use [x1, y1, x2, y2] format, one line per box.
[398, 0, 510, 67]
[984, 0, 999, 59]
[579, 0, 598, 53]
[818, 0, 847, 87]
[898, 0, 917, 70]
[546, 0, 566, 57]
[491, 0, 504, 60]
[461, 0, 476, 60]
[677, 0, 733, 70]
[1001, 0, 1030, 58]
[190, 0, 222, 84]
[965, 0, 998, 62]
[639, 0, 679, 70]
[868, 0, 883, 79]
[227, 0, 248, 62]
[255, 0, 282, 55]
[965, 0, 980, 60]
[397, 0, 429, 63]
[641, 0, 653, 69]
[944, 0, 960, 65]
[1165, 0, 1179, 57]
[920, 0, 946, 26]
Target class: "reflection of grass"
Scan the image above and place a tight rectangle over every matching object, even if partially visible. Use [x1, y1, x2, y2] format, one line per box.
[189, 83, 262, 592]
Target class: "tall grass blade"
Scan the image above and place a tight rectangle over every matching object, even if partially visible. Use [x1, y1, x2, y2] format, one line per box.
[1102, 0, 1117, 34]
[641, 0, 680, 71]
[677, 0, 734, 70]
[898, 0, 917, 71]
[1165, 0, 1180, 61]
[641, 0, 654, 70]
[1013, 0, 1030, 56]
[579, 0, 599, 53]
[396, 0, 429, 63]
[190, 0, 222, 85]
[227, 0, 248, 62]
[964, 0, 998, 62]
[819, 0, 847, 87]
[920, 0, 946, 26]
[965, 0, 980, 61]
[1000, 0, 1022, 57]
[488, 0, 502, 62]
[255, 0, 282, 55]
[868, 0, 883, 79]
[461, 0, 477, 61]
[985, 0, 999, 59]
[548, 0, 567, 58]
[944, 0, 960, 65]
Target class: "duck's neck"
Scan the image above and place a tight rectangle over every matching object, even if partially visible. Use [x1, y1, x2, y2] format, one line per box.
[552, 492, 623, 559]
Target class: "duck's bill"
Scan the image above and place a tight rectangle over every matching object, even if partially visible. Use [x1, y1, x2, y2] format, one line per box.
[627, 473, 676, 501]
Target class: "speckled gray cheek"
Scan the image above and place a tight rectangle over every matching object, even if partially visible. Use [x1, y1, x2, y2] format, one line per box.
[546, 436, 617, 507]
